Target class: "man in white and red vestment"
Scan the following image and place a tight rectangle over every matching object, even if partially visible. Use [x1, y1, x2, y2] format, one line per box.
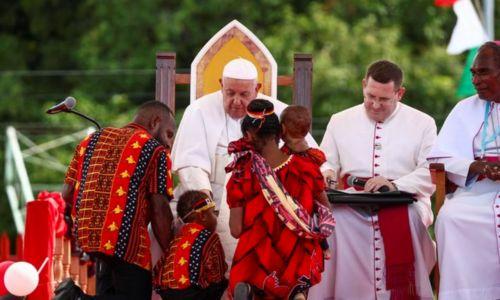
[310, 60, 436, 300]
[428, 42, 500, 300]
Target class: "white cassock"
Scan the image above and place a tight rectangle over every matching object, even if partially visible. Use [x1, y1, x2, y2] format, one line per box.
[309, 103, 437, 300]
[428, 95, 500, 300]
[170, 90, 317, 270]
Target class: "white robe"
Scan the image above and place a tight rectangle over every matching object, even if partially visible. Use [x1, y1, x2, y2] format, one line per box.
[428, 95, 500, 300]
[309, 103, 437, 300]
[170, 90, 317, 270]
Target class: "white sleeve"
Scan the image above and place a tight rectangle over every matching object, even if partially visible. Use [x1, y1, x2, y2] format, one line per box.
[177, 167, 212, 191]
[392, 118, 437, 198]
[320, 115, 340, 175]
[425, 100, 476, 188]
[306, 132, 318, 148]
[171, 104, 212, 174]
[428, 157, 475, 188]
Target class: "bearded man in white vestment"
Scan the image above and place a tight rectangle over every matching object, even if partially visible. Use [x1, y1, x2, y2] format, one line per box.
[428, 42, 500, 300]
[309, 60, 436, 300]
[170, 58, 316, 270]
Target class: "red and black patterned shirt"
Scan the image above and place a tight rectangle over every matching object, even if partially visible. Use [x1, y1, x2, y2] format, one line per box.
[64, 123, 173, 270]
[153, 223, 227, 291]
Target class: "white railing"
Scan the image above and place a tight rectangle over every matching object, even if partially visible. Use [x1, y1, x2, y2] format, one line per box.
[5, 126, 34, 234]
[4, 126, 94, 234]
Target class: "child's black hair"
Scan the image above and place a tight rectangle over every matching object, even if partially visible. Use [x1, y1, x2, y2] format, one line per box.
[241, 99, 280, 140]
[177, 190, 210, 221]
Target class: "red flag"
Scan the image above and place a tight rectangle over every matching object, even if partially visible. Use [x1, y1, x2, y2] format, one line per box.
[435, 0, 457, 7]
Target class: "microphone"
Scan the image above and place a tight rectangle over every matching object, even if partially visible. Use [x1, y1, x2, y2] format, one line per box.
[45, 96, 101, 130]
[46, 97, 76, 114]
[347, 175, 390, 192]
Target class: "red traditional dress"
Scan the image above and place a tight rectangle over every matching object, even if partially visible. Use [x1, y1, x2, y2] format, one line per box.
[226, 141, 328, 299]
[153, 223, 227, 299]
[64, 123, 173, 270]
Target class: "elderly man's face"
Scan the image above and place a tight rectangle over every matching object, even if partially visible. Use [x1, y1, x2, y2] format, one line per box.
[221, 77, 260, 119]
[471, 48, 500, 102]
[362, 77, 405, 122]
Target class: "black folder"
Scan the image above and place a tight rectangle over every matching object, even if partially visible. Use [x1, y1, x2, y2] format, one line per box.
[327, 189, 416, 205]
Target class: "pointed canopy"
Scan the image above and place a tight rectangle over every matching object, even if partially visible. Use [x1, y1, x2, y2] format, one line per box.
[190, 20, 277, 102]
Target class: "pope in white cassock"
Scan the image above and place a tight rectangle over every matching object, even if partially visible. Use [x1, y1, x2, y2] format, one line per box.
[309, 60, 436, 300]
[428, 42, 500, 300]
[170, 58, 316, 269]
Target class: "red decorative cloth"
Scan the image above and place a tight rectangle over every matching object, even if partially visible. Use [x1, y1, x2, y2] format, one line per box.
[153, 223, 227, 291]
[24, 200, 56, 300]
[378, 206, 417, 300]
[227, 144, 326, 299]
[37, 191, 67, 237]
[342, 175, 417, 300]
[65, 123, 174, 270]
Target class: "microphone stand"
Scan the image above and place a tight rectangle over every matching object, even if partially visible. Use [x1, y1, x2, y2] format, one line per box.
[65, 110, 102, 130]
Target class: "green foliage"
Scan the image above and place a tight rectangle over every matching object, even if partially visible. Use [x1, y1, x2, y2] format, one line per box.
[265, 2, 462, 124]
[0, 0, 498, 234]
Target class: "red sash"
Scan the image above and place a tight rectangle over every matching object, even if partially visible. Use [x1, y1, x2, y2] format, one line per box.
[342, 175, 417, 299]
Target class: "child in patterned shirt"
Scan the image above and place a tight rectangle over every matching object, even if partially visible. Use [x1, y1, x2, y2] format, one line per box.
[153, 190, 228, 300]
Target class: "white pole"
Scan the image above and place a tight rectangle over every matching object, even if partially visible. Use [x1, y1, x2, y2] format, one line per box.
[38, 257, 49, 274]
[483, 0, 495, 39]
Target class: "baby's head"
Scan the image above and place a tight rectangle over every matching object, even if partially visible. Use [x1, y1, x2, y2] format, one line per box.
[280, 105, 311, 143]
[177, 190, 217, 232]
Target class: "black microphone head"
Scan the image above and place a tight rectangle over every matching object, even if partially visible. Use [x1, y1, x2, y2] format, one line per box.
[346, 175, 356, 187]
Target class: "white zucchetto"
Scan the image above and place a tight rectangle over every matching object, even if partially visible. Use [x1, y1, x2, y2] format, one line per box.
[222, 58, 258, 80]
